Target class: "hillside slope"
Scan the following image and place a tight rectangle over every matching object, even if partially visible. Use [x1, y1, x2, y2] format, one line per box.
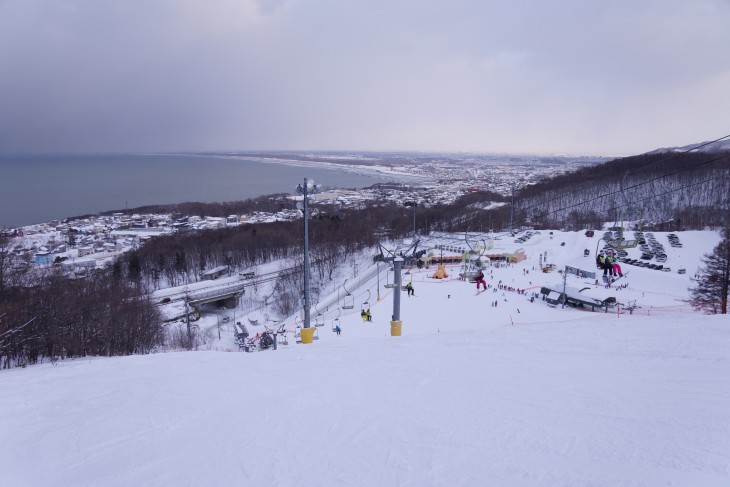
[1, 229, 729, 487]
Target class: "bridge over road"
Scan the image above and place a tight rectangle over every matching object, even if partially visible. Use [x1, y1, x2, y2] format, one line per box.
[186, 282, 246, 309]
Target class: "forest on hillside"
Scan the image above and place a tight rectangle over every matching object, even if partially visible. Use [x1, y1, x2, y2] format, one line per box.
[515, 151, 730, 230]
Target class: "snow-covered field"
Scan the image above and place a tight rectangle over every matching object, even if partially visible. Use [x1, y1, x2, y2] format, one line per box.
[2, 230, 729, 486]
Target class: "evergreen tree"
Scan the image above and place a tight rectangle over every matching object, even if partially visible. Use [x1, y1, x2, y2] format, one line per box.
[690, 228, 730, 314]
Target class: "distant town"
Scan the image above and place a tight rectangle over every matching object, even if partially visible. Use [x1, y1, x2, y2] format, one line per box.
[1, 153, 607, 277]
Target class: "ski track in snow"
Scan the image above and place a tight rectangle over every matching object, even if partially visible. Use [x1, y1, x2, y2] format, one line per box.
[1, 229, 729, 486]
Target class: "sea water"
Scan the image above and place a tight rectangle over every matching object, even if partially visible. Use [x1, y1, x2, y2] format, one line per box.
[0, 154, 387, 228]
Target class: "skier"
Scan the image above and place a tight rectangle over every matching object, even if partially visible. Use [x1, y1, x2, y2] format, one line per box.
[607, 250, 623, 277]
[475, 270, 486, 291]
[598, 251, 611, 277]
[406, 282, 415, 297]
[335, 325, 341, 335]
[366, 309, 372, 322]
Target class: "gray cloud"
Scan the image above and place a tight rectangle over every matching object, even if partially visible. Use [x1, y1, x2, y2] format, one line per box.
[1, 0, 729, 155]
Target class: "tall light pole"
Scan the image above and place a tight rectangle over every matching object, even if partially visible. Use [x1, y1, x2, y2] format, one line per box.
[390, 257, 403, 336]
[296, 178, 320, 335]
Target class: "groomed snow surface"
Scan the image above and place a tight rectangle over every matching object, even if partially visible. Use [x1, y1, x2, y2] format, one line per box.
[2, 230, 729, 486]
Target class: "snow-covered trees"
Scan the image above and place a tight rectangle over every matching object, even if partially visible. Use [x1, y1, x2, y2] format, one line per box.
[690, 228, 730, 314]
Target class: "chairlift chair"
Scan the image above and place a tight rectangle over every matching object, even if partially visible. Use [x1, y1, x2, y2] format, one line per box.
[384, 268, 397, 289]
[295, 325, 302, 343]
[313, 302, 326, 327]
[341, 279, 355, 309]
[331, 309, 341, 332]
[360, 290, 371, 312]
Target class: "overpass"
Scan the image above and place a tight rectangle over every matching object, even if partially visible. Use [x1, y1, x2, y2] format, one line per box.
[186, 282, 247, 309]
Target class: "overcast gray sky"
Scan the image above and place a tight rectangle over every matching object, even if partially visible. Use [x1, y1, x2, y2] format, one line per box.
[1, 0, 729, 155]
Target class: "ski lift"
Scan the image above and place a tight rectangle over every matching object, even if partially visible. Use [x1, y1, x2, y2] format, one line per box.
[314, 302, 326, 327]
[384, 268, 397, 289]
[459, 254, 483, 282]
[360, 290, 371, 312]
[341, 279, 355, 309]
[295, 325, 302, 344]
[279, 327, 289, 346]
[459, 236, 488, 281]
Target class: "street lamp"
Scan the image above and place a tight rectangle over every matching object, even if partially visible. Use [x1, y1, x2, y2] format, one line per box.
[404, 201, 417, 236]
[296, 178, 321, 341]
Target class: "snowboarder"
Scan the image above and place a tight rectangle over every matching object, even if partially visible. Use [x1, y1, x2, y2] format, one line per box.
[335, 325, 341, 335]
[366, 309, 372, 322]
[475, 270, 486, 290]
[406, 282, 414, 296]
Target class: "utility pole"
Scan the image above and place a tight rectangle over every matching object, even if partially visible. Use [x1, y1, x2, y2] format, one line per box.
[390, 257, 403, 336]
[296, 179, 320, 342]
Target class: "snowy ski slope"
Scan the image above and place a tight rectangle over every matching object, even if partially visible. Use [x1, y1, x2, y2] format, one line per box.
[1, 229, 728, 486]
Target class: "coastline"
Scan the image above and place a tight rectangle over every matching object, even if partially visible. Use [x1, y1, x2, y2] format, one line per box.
[0, 154, 399, 228]
[153, 152, 429, 182]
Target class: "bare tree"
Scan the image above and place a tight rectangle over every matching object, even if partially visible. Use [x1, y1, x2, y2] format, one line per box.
[690, 228, 730, 314]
